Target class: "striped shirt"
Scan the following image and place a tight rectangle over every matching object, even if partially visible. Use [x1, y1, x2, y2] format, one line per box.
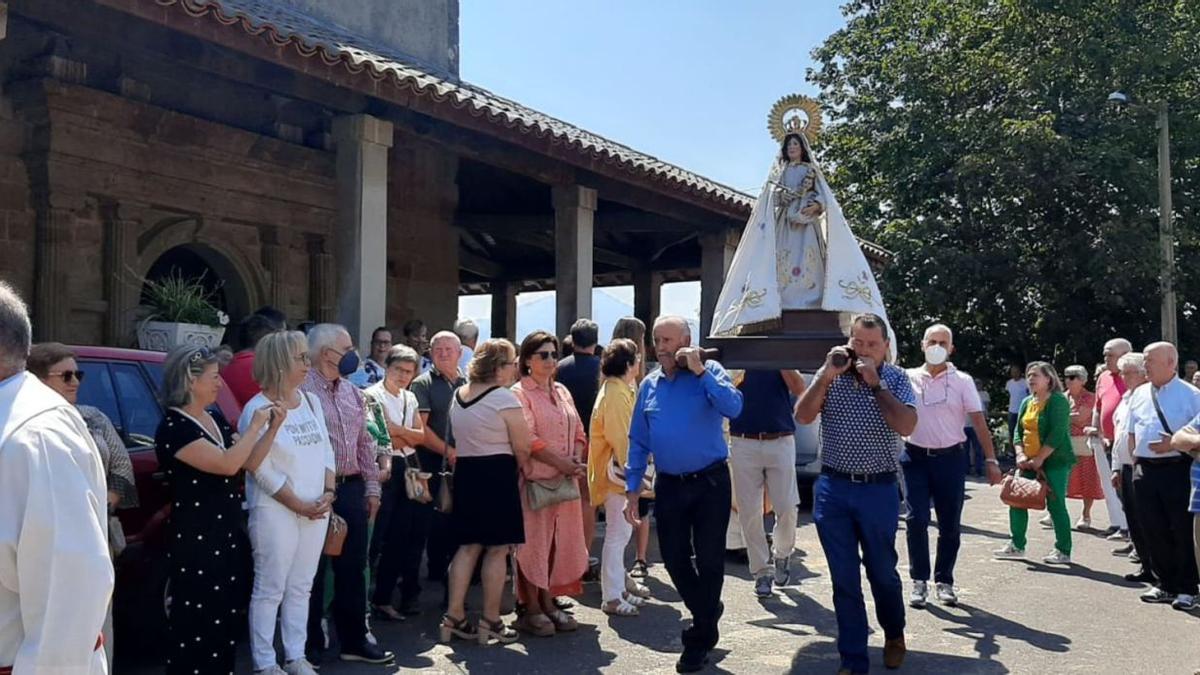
[302, 369, 381, 498]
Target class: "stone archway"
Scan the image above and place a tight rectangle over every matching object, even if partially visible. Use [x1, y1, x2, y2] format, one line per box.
[140, 244, 252, 322]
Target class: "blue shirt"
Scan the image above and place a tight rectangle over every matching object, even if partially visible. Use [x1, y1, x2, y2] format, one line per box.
[1127, 377, 1200, 459]
[626, 361, 743, 491]
[729, 370, 796, 435]
[1178, 410, 1200, 513]
[820, 363, 917, 474]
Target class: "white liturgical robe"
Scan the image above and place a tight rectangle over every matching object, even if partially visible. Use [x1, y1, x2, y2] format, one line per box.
[0, 372, 112, 674]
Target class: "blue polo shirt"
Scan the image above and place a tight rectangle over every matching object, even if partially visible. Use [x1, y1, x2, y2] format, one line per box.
[729, 370, 796, 436]
[820, 363, 917, 474]
[626, 361, 743, 491]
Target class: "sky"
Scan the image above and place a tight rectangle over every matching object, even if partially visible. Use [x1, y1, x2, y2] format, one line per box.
[455, 2, 850, 334]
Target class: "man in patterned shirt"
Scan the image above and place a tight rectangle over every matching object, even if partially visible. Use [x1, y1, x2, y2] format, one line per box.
[796, 313, 917, 674]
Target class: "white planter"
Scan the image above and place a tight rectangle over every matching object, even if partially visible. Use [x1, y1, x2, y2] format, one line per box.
[137, 321, 225, 352]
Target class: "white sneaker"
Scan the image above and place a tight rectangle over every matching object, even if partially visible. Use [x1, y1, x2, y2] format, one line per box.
[283, 659, 319, 675]
[1038, 515, 1053, 529]
[1172, 594, 1197, 611]
[909, 581, 928, 608]
[1074, 517, 1091, 530]
[993, 543, 1025, 560]
[255, 667, 287, 675]
[935, 582, 958, 606]
[1043, 549, 1071, 564]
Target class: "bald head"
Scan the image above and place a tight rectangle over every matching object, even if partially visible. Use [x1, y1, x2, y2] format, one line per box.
[1144, 341, 1178, 387]
[652, 315, 692, 373]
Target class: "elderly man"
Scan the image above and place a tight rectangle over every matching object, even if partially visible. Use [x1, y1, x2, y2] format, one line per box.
[1125, 342, 1200, 611]
[452, 319, 479, 372]
[624, 316, 742, 673]
[409, 331, 466, 584]
[903, 324, 1001, 610]
[796, 313, 917, 674]
[0, 281, 112, 673]
[302, 324, 392, 665]
[1109, 353, 1155, 581]
[1083, 339, 1132, 540]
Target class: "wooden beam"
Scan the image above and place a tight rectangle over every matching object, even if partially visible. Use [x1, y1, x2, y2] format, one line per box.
[455, 210, 699, 234]
[459, 249, 503, 278]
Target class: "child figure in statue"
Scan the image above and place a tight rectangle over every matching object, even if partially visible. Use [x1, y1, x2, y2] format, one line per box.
[771, 133, 826, 309]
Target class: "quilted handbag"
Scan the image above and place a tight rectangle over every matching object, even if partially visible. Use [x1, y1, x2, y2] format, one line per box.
[999, 469, 1049, 511]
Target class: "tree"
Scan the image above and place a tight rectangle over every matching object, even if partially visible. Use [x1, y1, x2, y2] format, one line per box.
[809, 0, 1200, 388]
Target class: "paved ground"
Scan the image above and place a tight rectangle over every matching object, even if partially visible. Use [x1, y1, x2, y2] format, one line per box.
[133, 478, 1200, 674]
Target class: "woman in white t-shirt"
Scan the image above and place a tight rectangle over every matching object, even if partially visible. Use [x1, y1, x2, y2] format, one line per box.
[1006, 364, 1030, 446]
[238, 330, 335, 675]
[365, 345, 428, 620]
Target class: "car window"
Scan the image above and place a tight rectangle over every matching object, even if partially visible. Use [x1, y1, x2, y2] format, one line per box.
[112, 363, 163, 447]
[76, 361, 121, 432]
[143, 362, 164, 391]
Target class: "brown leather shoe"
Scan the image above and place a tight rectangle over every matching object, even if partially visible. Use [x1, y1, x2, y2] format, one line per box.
[883, 636, 907, 669]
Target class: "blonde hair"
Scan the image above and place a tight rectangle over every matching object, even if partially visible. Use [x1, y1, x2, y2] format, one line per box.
[469, 339, 516, 383]
[1025, 361, 1063, 393]
[253, 330, 307, 393]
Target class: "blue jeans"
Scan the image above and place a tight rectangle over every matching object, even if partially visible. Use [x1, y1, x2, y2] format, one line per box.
[963, 427, 985, 477]
[814, 474, 905, 673]
[901, 444, 967, 584]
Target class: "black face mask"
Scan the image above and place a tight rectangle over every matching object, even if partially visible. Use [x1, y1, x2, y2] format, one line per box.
[337, 349, 360, 377]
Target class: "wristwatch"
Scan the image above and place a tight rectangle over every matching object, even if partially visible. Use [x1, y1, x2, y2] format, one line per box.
[869, 379, 889, 395]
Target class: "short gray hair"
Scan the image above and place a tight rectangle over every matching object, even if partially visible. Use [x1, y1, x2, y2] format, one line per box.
[0, 281, 31, 374]
[1118, 352, 1146, 375]
[1104, 338, 1132, 355]
[385, 344, 420, 367]
[253, 331, 308, 394]
[1064, 364, 1089, 381]
[923, 323, 954, 343]
[653, 315, 691, 339]
[430, 331, 461, 350]
[307, 323, 349, 357]
[160, 345, 221, 408]
[453, 319, 479, 343]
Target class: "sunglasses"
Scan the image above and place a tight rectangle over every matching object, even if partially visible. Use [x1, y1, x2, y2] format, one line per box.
[533, 351, 559, 361]
[48, 370, 85, 384]
[188, 347, 214, 365]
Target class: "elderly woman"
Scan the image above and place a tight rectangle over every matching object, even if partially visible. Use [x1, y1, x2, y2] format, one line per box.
[155, 345, 281, 674]
[511, 331, 589, 636]
[1061, 364, 1104, 530]
[610, 317, 655, 578]
[27, 342, 139, 669]
[994, 361, 1076, 564]
[238, 331, 334, 675]
[440, 339, 530, 645]
[587, 338, 650, 616]
[366, 344, 429, 620]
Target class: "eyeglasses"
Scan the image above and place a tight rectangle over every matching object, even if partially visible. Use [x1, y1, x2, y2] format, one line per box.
[371, 340, 392, 348]
[1065, 374, 1082, 381]
[502, 360, 519, 367]
[47, 370, 85, 384]
[533, 351, 559, 361]
[293, 353, 312, 365]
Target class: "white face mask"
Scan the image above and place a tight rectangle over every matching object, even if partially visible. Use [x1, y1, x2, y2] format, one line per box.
[924, 344, 949, 366]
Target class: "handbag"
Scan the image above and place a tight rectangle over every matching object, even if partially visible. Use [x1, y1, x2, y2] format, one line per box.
[1070, 436, 1093, 457]
[999, 469, 1050, 510]
[606, 454, 655, 496]
[323, 513, 347, 556]
[434, 392, 456, 514]
[403, 451, 433, 504]
[526, 476, 581, 511]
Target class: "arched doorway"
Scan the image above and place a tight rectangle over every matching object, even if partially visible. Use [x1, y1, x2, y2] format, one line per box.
[140, 244, 252, 326]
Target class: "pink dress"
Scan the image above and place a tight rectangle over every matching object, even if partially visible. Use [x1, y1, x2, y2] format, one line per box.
[511, 376, 589, 598]
[1067, 389, 1104, 500]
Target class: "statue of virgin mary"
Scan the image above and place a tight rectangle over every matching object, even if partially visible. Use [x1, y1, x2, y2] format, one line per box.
[710, 95, 892, 340]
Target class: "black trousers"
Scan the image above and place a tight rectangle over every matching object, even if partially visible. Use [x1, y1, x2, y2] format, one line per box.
[371, 478, 433, 607]
[655, 462, 731, 649]
[1120, 465, 1154, 573]
[1133, 459, 1198, 595]
[307, 478, 369, 653]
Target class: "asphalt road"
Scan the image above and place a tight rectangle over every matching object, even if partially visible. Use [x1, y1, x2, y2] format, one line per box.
[131, 478, 1200, 674]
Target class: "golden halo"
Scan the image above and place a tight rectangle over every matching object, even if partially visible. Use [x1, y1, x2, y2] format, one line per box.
[767, 94, 823, 145]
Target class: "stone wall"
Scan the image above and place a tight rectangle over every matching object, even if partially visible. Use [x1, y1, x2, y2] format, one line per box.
[0, 84, 35, 304]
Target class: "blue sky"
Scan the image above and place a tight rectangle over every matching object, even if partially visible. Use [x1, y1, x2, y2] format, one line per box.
[456, 2, 850, 334]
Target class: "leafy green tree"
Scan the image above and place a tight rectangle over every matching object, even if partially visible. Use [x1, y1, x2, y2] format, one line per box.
[810, 0, 1200, 390]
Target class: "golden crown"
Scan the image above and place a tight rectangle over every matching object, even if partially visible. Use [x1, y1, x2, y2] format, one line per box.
[767, 94, 823, 145]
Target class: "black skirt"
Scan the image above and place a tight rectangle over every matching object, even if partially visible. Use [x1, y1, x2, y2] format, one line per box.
[451, 453, 526, 546]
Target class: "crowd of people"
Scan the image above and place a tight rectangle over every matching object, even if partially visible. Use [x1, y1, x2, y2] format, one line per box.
[4, 273, 1200, 674]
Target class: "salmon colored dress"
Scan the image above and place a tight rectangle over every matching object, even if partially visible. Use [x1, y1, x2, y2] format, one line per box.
[511, 376, 590, 598]
[1066, 389, 1104, 500]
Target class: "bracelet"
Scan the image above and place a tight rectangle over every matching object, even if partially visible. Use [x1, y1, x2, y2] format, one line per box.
[985, 458, 1000, 465]
[323, 487, 335, 495]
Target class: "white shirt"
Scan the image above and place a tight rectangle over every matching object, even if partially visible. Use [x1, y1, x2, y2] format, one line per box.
[1, 372, 112, 673]
[239, 391, 337, 508]
[459, 346, 474, 374]
[1126, 377, 1200, 459]
[364, 382, 419, 457]
[1111, 391, 1134, 468]
[1006, 378, 1030, 414]
[905, 364, 982, 449]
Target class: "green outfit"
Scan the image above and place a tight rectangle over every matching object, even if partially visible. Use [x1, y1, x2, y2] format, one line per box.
[1010, 391, 1076, 554]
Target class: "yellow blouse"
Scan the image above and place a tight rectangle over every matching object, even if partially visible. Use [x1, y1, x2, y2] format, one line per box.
[1022, 398, 1044, 457]
[587, 377, 636, 504]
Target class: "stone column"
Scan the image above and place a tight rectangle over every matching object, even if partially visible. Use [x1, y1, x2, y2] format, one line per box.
[33, 204, 73, 341]
[490, 280, 517, 341]
[259, 226, 288, 311]
[633, 268, 661, 334]
[552, 184, 597, 338]
[699, 230, 737, 343]
[332, 114, 393, 344]
[306, 234, 336, 323]
[103, 204, 140, 346]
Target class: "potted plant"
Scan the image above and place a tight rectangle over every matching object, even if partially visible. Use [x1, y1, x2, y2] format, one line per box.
[136, 271, 230, 352]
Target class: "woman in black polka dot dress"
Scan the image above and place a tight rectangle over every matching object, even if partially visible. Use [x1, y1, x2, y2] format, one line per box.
[155, 346, 283, 674]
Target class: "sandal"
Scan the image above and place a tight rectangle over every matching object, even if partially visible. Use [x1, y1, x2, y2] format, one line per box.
[622, 591, 647, 607]
[477, 616, 519, 645]
[514, 613, 556, 637]
[625, 575, 651, 599]
[548, 609, 578, 632]
[630, 559, 649, 578]
[552, 596, 575, 610]
[438, 614, 477, 643]
[602, 598, 640, 617]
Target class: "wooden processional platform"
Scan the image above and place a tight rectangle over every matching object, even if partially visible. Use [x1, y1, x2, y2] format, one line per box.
[704, 310, 849, 372]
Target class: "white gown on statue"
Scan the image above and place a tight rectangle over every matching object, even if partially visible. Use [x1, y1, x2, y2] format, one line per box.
[710, 135, 892, 341]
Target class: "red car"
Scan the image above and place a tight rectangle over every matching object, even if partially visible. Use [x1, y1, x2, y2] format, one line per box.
[71, 346, 243, 662]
